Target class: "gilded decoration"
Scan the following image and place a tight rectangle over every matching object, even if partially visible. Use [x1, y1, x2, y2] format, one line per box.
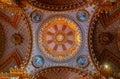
[11, 33, 24, 45]
[0, 4, 33, 71]
[0, 0, 120, 79]
[89, 9, 120, 73]
[38, 16, 82, 61]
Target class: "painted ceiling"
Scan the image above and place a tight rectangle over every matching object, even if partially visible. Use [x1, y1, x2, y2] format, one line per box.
[0, 0, 120, 79]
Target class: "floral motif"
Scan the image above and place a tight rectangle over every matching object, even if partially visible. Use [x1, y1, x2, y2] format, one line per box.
[38, 17, 82, 61]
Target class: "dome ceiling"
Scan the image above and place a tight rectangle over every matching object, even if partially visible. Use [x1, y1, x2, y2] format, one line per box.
[0, 0, 120, 79]
[28, 0, 92, 11]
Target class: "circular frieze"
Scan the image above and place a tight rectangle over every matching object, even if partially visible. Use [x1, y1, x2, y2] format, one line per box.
[77, 55, 89, 67]
[77, 10, 89, 21]
[32, 55, 44, 68]
[31, 11, 42, 23]
[38, 17, 82, 61]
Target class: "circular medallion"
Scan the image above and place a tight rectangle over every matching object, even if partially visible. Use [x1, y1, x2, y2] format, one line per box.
[31, 11, 42, 23]
[38, 17, 82, 61]
[11, 33, 23, 45]
[77, 55, 89, 67]
[77, 10, 89, 21]
[32, 55, 44, 68]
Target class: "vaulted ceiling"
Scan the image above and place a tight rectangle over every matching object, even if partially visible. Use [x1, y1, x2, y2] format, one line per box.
[0, 0, 120, 79]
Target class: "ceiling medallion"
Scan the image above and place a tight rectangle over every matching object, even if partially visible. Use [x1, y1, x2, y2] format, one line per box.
[99, 32, 113, 45]
[32, 55, 44, 68]
[77, 10, 89, 21]
[77, 55, 89, 67]
[11, 33, 24, 45]
[31, 10, 42, 23]
[38, 16, 82, 61]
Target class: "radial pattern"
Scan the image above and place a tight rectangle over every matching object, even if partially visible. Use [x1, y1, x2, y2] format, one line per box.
[38, 17, 82, 61]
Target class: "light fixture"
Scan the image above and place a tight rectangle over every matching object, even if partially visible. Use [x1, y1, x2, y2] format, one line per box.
[104, 64, 109, 69]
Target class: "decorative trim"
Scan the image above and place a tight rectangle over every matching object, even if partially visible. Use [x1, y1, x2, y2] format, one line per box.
[37, 15, 83, 62]
[0, 4, 33, 70]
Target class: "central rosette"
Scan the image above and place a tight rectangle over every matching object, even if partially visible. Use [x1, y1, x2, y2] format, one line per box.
[38, 17, 82, 61]
[54, 31, 66, 44]
[56, 33, 64, 42]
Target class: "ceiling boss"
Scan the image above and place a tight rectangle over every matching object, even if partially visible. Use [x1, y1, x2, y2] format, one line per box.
[38, 17, 82, 61]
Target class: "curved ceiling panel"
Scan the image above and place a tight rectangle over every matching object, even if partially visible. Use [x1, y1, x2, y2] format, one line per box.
[0, 5, 33, 72]
[32, 66, 93, 79]
[89, 9, 120, 73]
[28, 0, 88, 11]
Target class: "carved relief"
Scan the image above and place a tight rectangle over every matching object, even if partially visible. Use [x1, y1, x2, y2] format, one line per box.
[11, 33, 24, 45]
[99, 32, 113, 45]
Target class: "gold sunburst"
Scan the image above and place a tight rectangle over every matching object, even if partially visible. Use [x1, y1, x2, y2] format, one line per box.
[38, 17, 82, 61]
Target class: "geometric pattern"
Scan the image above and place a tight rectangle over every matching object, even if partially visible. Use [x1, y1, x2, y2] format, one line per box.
[89, 10, 120, 71]
[38, 17, 82, 61]
[0, 6, 33, 71]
